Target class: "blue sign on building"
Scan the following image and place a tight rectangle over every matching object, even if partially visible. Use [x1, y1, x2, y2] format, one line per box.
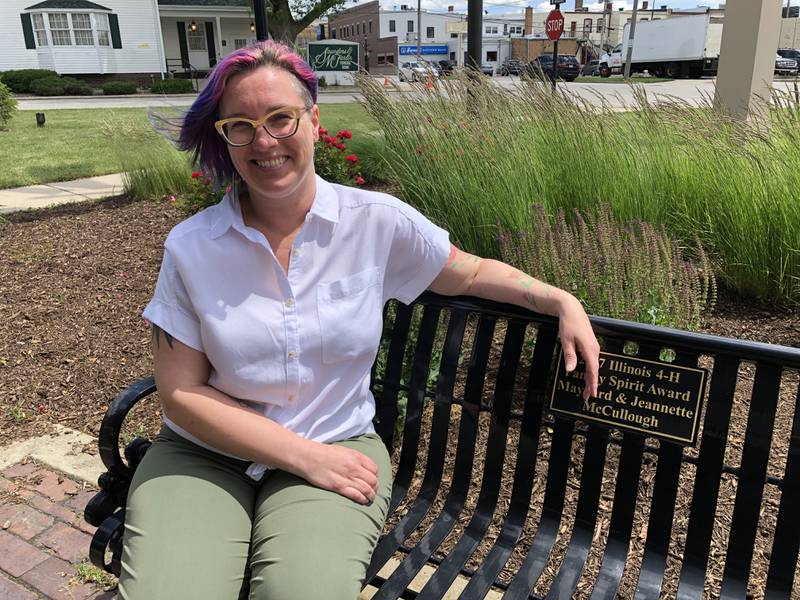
[399, 45, 449, 56]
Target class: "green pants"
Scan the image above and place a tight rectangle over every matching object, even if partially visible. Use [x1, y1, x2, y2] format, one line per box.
[119, 425, 392, 600]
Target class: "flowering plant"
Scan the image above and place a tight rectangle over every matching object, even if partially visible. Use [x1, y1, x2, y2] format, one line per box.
[168, 170, 224, 214]
[314, 127, 364, 186]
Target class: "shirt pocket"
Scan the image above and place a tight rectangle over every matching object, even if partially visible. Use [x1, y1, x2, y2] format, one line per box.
[317, 266, 385, 365]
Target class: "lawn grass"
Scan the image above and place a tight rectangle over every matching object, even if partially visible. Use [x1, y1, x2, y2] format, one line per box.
[0, 104, 379, 190]
[0, 109, 160, 189]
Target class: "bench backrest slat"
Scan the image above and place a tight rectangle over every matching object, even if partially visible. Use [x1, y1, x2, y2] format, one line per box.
[676, 355, 739, 598]
[720, 362, 783, 596]
[765, 383, 800, 598]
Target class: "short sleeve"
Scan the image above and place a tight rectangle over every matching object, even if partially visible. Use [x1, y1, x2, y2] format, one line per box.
[384, 205, 450, 304]
[142, 248, 204, 352]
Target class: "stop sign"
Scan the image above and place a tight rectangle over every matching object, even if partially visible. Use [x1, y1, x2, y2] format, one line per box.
[545, 9, 564, 41]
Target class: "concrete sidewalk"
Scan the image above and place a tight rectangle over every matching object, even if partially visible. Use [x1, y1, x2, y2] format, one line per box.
[0, 174, 126, 215]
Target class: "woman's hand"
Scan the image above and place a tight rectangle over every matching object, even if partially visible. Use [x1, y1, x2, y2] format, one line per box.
[557, 294, 600, 400]
[298, 442, 379, 505]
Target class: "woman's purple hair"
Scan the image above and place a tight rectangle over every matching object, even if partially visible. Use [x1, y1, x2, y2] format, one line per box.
[179, 40, 317, 181]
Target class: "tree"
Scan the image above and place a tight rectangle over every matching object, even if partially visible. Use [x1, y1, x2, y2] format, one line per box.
[257, 0, 347, 44]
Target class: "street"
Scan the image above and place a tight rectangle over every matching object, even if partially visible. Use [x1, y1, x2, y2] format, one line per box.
[16, 77, 800, 111]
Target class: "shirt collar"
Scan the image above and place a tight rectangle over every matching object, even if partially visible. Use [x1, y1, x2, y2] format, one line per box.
[209, 175, 339, 240]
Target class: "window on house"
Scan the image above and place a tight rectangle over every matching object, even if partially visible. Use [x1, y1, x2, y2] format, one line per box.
[596, 19, 604, 32]
[450, 33, 457, 38]
[330, 28, 336, 38]
[426, 26, 434, 38]
[389, 19, 395, 32]
[512, 25, 523, 34]
[386, 53, 395, 64]
[378, 53, 386, 64]
[95, 12, 110, 46]
[72, 13, 93, 45]
[32, 13, 48, 46]
[234, 38, 248, 48]
[569, 21, 576, 35]
[484, 25, 497, 34]
[407, 20, 414, 32]
[369, 20, 372, 33]
[583, 18, 592, 35]
[187, 24, 206, 50]
[362, 21, 366, 34]
[48, 13, 71, 46]
[486, 50, 497, 61]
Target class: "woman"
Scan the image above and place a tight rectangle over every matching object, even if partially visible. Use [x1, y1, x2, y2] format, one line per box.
[121, 41, 599, 599]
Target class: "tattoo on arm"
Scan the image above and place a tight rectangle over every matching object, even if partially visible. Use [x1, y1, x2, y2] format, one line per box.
[445, 246, 481, 270]
[152, 325, 175, 350]
[509, 272, 554, 312]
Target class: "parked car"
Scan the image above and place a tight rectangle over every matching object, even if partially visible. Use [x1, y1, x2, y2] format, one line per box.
[480, 63, 494, 76]
[581, 59, 600, 76]
[437, 59, 455, 75]
[775, 52, 799, 76]
[525, 54, 580, 82]
[777, 48, 800, 65]
[499, 58, 523, 76]
[398, 61, 440, 82]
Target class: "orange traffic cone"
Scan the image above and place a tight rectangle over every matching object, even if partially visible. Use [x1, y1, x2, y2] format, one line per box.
[383, 76, 390, 87]
[426, 75, 433, 89]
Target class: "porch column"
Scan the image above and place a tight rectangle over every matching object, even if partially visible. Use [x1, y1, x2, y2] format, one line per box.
[216, 16, 223, 58]
[714, 0, 783, 120]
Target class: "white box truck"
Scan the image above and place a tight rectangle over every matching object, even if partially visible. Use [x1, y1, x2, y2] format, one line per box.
[598, 13, 723, 78]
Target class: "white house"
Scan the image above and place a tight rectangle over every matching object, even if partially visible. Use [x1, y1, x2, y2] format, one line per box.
[0, 0, 263, 78]
[3, 0, 166, 76]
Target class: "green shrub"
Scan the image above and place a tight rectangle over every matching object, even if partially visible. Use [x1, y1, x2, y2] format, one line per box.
[0, 69, 58, 93]
[60, 76, 93, 95]
[0, 82, 17, 130]
[30, 76, 66, 96]
[499, 204, 717, 329]
[150, 78, 194, 94]
[102, 80, 138, 95]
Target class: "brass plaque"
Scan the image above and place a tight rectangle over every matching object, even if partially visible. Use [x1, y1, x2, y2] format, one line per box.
[549, 351, 707, 445]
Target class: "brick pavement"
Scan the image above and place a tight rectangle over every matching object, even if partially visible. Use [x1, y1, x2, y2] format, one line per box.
[0, 460, 117, 599]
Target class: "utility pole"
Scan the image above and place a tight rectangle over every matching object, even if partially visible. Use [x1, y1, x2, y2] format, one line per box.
[467, 0, 482, 70]
[623, 0, 639, 78]
[417, 0, 422, 58]
[252, 0, 268, 41]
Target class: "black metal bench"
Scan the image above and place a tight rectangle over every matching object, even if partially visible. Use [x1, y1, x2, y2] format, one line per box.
[85, 292, 800, 598]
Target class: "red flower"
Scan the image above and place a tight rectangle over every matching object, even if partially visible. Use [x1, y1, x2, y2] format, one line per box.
[355, 176, 365, 186]
[324, 135, 335, 144]
[337, 130, 352, 139]
[191, 171, 202, 179]
[335, 142, 345, 150]
[318, 126, 328, 136]
[203, 177, 212, 185]
[345, 155, 358, 163]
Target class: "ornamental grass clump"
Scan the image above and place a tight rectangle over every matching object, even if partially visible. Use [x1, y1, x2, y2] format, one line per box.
[356, 72, 800, 303]
[499, 204, 716, 329]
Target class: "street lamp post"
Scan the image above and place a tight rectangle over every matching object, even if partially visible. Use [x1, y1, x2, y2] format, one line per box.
[252, 0, 269, 41]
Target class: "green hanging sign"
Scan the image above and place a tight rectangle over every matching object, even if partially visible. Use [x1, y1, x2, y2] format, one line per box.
[309, 43, 359, 72]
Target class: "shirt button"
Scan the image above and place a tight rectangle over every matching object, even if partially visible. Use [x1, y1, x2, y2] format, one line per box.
[292, 248, 301, 258]
[284, 298, 294, 307]
[288, 350, 297, 360]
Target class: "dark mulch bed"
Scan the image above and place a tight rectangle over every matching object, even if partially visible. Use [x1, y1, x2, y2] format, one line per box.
[1, 195, 798, 598]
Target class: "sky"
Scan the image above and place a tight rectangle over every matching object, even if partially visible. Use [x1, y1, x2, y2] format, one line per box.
[344, 0, 723, 16]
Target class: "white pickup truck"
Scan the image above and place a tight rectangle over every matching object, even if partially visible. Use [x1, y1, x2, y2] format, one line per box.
[599, 13, 722, 79]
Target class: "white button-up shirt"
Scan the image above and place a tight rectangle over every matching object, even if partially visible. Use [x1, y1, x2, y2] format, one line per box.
[143, 176, 450, 479]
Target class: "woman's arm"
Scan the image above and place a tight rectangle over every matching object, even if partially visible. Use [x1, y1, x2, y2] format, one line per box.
[151, 326, 378, 504]
[427, 245, 599, 400]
